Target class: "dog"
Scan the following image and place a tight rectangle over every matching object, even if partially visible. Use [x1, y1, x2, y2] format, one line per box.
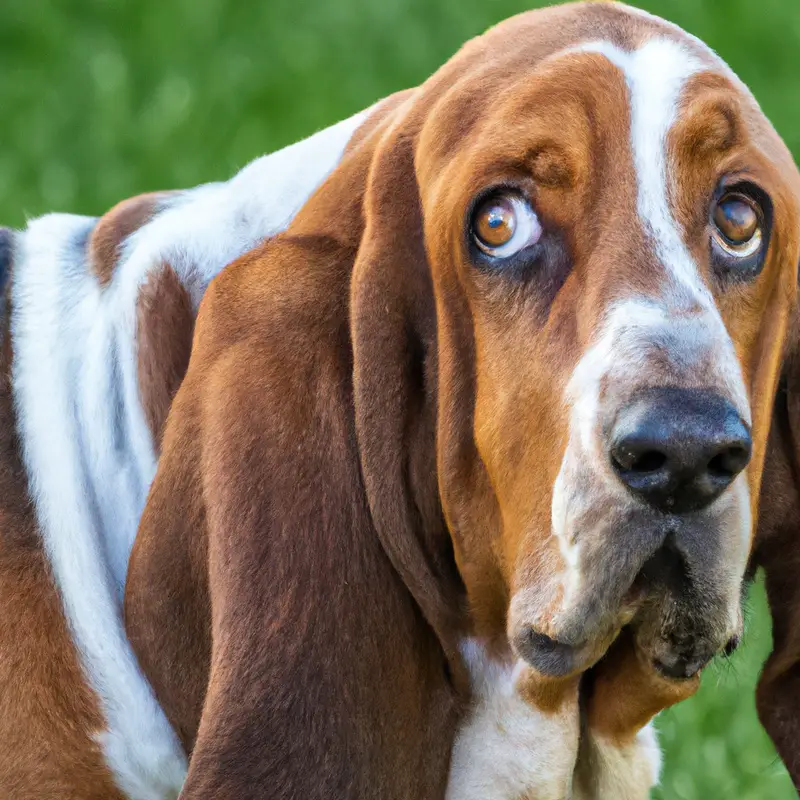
[1, 2, 798, 798]
[124, 2, 800, 798]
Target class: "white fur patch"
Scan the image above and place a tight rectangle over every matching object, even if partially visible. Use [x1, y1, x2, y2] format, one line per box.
[573, 722, 662, 800]
[11, 106, 370, 798]
[576, 39, 710, 305]
[446, 642, 663, 800]
[446, 640, 579, 800]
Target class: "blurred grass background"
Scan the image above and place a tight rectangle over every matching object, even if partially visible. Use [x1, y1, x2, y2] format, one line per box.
[0, 0, 797, 797]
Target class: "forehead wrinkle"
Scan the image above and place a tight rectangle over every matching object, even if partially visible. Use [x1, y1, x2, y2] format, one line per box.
[680, 100, 740, 157]
[482, 142, 577, 189]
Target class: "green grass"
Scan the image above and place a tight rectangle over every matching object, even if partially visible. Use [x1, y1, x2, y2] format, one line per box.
[1, 0, 798, 797]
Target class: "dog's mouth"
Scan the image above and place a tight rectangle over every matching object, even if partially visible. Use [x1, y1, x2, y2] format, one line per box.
[511, 510, 746, 682]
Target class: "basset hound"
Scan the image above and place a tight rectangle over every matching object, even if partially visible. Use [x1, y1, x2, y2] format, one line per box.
[125, 2, 799, 798]
[1, 2, 799, 799]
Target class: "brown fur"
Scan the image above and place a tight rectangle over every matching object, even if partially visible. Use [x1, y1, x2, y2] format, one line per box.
[89, 192, 167, 286]
[342, 89, 416, 155]
[754, 317, 800, 789]
[127, 95, 463, 798]
[137, 264, 195, 447]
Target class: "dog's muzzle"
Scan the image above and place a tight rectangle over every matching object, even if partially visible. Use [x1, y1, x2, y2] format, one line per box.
[511, 387, 751, 681]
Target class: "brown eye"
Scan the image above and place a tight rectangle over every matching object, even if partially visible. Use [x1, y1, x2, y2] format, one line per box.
[471, 192, 542, 258]
[712, 194, 762, 258]
[475, 196, 516, 247]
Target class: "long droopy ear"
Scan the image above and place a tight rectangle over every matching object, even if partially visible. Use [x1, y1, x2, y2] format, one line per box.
[754, 307, 800, 789]
[126, 98, 463, 797]
[350, 112, 467, 680]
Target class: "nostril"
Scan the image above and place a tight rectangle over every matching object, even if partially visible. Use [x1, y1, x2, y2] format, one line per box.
[611, 443, 668, 474]
[707, 445, 750, 479]
[628, 450, 667, 473]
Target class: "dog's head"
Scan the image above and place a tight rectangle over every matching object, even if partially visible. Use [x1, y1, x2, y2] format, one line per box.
[350, 1, 800, 687]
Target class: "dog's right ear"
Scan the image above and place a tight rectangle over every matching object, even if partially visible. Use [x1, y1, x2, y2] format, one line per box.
[755, 306, 800, 789]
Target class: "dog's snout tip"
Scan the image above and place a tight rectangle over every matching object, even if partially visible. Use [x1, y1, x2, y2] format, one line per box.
[609, 387, 751, 513]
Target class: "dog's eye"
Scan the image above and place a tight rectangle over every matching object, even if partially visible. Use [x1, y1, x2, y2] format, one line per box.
[472, 193, 542, 258]
[712, 193, 763, 258]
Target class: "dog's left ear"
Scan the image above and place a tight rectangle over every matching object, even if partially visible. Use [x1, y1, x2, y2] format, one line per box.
[754, 307, 800, 790]
[350, 113, 467, 677]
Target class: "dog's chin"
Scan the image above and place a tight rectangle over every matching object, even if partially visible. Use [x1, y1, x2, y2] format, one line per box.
[625, 515, 746, 681]
[629, 580, 742, 682]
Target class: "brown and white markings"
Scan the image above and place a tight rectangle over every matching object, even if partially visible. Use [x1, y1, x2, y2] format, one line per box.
[0, 110, 368, 797]
[1, 1, 799, 798]
[121, 2, 799, 799]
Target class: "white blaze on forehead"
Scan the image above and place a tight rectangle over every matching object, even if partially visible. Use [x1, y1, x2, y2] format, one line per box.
[576, 38, 709, 305]
[621, 4, 759, 105]
[564, 37, 751, 419]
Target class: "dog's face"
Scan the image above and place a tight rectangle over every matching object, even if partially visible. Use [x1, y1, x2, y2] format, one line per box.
[417, 3, 800, 680]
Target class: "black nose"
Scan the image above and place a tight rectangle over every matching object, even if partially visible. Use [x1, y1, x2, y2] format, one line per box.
[609, 388, 751, 513]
